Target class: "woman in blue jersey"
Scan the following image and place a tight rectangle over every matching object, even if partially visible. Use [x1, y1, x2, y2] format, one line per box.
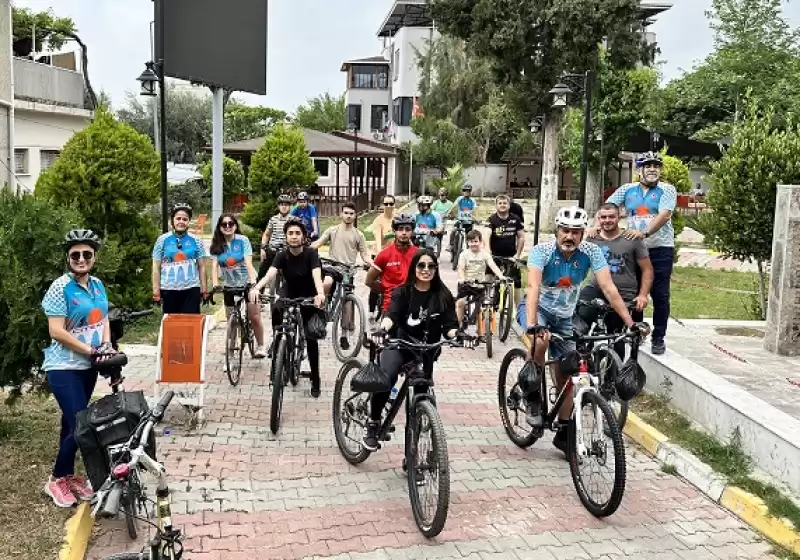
[210, 213, 266, 358]
[151, 203, 208, 314]
[42, 229, 116, 507]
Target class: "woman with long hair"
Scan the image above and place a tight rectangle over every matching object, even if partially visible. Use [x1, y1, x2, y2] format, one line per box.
[362, 249, 465, 451]
[210, 213, 266, 357]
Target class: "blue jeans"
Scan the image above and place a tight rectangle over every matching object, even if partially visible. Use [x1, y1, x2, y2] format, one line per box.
[47, 369, 98, 478]
[648, 247, 674, 342]
[516, 300, 575, 358]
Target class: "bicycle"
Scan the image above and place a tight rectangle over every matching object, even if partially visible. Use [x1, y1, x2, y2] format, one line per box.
[458, 280, 498, 358]
[93, 390, 180, 560]
[448, 220, 467, 270]
[491, 256, 527, 343]
[211, 285, 257, 387]
[412, 229, 443, 257]
[321, 258, 368, 362]
[332, 336, 476, 537]
[262, 293, 317, 434]
[497, 329, 636, 517]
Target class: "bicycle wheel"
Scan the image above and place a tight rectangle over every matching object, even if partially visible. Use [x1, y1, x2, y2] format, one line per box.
[568, 390, 626, 517]
[497, 348, 540, 448]
[483, 309, 493, 359]
[332, 293, 366, 362]
[407, 400, 450, 538]
[270, 336, 287, 434]
[290, 331, 303, 387]
[225, 315, 242, 386]
[450, 232, 461, 270]
[332, 359, 372, 464]
[498, 283, 513, 342]
[593, 345, 628, 431]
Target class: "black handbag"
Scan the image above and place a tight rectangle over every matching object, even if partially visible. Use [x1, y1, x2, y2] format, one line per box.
[305, 309, 328, 340]
[350, 361, 392, 393]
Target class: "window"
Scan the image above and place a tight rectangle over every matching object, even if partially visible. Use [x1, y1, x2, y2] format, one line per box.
[393, 49, 400, 81]
[370, 105, 388, 131]
[392, 97, 413, 127]
[346, 104, 362, 130]
[313, 158, 330, 176]
[350, 65, 389, 89]
[14, 149, 28, 174]
[40, 150, 60, 171]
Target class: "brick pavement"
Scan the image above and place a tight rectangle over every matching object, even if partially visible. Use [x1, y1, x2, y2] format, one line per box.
[85, 254, 776, 559]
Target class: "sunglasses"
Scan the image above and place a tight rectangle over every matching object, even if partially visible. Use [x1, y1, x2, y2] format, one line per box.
[416, 262, 437, 271]
[384, 201, 395, 206]
[69, 250, 95, 262]
[221, 221, 236, 229]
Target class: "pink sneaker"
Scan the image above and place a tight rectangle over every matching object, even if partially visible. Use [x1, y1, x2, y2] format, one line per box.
[44, 477, 77, 508]
[66, 475, 95, 501]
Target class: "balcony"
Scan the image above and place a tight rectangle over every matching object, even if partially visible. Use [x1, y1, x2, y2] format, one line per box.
[13, 57, 89, 110]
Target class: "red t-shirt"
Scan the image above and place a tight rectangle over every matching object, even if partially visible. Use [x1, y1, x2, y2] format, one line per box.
[373, 243, 419, 312]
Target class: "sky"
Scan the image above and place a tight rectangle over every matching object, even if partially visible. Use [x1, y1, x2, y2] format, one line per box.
[12, 0, 800, 113]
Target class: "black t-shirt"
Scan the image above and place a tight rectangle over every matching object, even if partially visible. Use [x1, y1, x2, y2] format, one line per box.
[271, 247, 321, 298]
[387, 285, 458, 343]
[509, 202, 525, 224]
[487, 213, 524, 257]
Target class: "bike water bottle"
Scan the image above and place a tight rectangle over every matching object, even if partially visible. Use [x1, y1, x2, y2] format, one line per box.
[384, 386, 399, 415]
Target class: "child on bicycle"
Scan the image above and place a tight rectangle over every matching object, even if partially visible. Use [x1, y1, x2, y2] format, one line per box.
[455, 229, 505, 325]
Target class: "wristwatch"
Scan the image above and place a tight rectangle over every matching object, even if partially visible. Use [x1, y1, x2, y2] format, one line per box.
[644, 231, 650, 238]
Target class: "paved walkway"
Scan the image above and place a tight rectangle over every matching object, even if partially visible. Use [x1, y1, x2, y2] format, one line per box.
[86, 253, 776, 559]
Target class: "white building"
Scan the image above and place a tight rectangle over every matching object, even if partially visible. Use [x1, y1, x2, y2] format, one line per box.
[12, 52, 93, 191]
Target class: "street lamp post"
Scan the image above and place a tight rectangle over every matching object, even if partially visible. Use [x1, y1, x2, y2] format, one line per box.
[553, 71, 594, 209]
[530, 116, 546, 246]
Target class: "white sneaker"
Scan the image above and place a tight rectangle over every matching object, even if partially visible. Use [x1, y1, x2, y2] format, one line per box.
[253, 345, 266, 359]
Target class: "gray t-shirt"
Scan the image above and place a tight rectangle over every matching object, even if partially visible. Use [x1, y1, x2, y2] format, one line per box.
[588, 234, 648, 300]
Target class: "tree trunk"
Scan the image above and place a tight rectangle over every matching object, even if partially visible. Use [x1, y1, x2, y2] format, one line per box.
[584, 168, 602, 217]
[757, 260, 767, 320]
[539, 111, 564, 234]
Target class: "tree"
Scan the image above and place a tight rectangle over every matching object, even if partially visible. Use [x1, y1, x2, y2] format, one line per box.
[11, 7, 76, 55]
[406, 117, 476, 176]
[37, 109, 161, 309]
[293, 93, 346, 133]
[242, 125, 317, 233]
[224, 101, 287, 143]
[200, 156, 246, 201]
[705, 98, 800, 317]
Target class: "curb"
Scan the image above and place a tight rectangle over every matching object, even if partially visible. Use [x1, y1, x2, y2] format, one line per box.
[511, 321, 800, 554]
[60, 503, 93, 560]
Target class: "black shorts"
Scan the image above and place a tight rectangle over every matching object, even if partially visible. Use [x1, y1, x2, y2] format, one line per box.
[223, 288, 247, 308]
[161, 287, 201, 314]
[456, 283, 485, 300]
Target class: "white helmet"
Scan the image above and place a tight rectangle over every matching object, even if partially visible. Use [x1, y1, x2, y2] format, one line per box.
[417, 195, 432, 205]
[555, 206, 588, 229]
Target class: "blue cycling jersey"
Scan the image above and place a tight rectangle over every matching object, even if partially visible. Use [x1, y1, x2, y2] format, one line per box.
[415, 212, 440, 231]
[42, 274, 109, 371]
[606, 182, 677, 248]
[290, 205, 319, 239]
[152, 232, 207, 290]
[215, 234, 253, 288]
[453, 196, 477, 224]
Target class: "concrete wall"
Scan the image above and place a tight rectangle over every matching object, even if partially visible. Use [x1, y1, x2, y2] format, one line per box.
[391, 26, 433, 98]
[13, 56, 86, 108]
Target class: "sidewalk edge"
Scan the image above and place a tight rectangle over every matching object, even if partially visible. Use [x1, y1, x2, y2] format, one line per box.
[60, 503, 93, 560]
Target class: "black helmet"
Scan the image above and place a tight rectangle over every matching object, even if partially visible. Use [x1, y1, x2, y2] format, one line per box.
[296, 191, 309, 201]
[171, 202, 193, 218]
[391, 213, 415, 229]
[65, 228, 101, 251]
[636, 151, 663, 167]
[277, 193, 293, 204]
[283, 216, 307, 236]
[615, 358, 646, 401]
[462, 184, 473, 191]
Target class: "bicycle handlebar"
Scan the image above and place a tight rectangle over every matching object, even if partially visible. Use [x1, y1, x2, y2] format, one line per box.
[382, 337, 474, 351]
[108, 308, 154, 322]
[258, 294, 317, 307]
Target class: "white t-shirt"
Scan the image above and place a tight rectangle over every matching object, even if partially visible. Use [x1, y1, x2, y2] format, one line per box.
[459, 249, 493, 282]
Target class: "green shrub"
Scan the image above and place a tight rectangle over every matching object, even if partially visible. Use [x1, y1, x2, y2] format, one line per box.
[199, 156, 245, 201]
[239, 200, 276, 242]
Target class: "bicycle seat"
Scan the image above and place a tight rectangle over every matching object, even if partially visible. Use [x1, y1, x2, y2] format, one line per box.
[93, 352, 128, 370]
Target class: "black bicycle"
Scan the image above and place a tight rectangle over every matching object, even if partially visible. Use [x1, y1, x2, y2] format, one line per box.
[332, 336, 475, 537]
[263, 294, 316, 434]
[321, 258, 368, 362]
[448, 220, 467, 270]
[498, 330, 637, 517]
[491, 256, 526, 343]
[213, 285, 257, 386]
[457, 280, 498, 358]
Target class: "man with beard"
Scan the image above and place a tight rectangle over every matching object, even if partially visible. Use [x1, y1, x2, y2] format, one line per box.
[365, 214, 418, 316]
[518, 206, 641, 456]
[593, 151, 676, 355]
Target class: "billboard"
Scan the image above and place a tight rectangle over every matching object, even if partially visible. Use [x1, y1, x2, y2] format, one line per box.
[155, 0, 268, 95]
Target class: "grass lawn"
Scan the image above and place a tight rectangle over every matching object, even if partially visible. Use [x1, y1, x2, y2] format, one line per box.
[0, 394, 73, 559]
[662, 266, 762, 321]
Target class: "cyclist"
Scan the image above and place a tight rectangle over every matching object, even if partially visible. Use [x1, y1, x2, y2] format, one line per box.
[431, 188, 454, 220]
[311, 202, 373, 350]
[365, 213, 418, 317]
[577, 203, 652, 359]
[519, 206, 640, 456]
[259, 193, 293, 280]
[369, 194, 397, 320]
[42, 229, 115, 507]
[251, 217, 327, 397]
[210, 213, 266, 358]
[290, 191, 320, 242]
[484, 194, 525, 305]
[363, 250, 467, 451]
[595, 151, 676, 355]
[151, 203, 208, 314]
[414, 195, 443, 252]
[447, 183, 478, 234]
[455, 229, 506, 325]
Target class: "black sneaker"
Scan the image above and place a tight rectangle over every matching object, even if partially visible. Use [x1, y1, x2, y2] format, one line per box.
[553, 423, 570, 458]
[651, 339, 666, 355]
[339, 336, 350, 351]
[362, 421, 379, 451]
[310, 372, 321, 398]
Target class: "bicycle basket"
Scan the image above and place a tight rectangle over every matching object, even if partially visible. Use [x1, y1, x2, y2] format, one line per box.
[305, 309, 328, 340]
[517, 361, 542, 397]
[350, 361, 392, 393]
[615, 358, 646, 401]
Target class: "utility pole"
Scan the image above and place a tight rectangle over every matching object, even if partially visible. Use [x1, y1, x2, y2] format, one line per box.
[0, 0, 14, 191]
